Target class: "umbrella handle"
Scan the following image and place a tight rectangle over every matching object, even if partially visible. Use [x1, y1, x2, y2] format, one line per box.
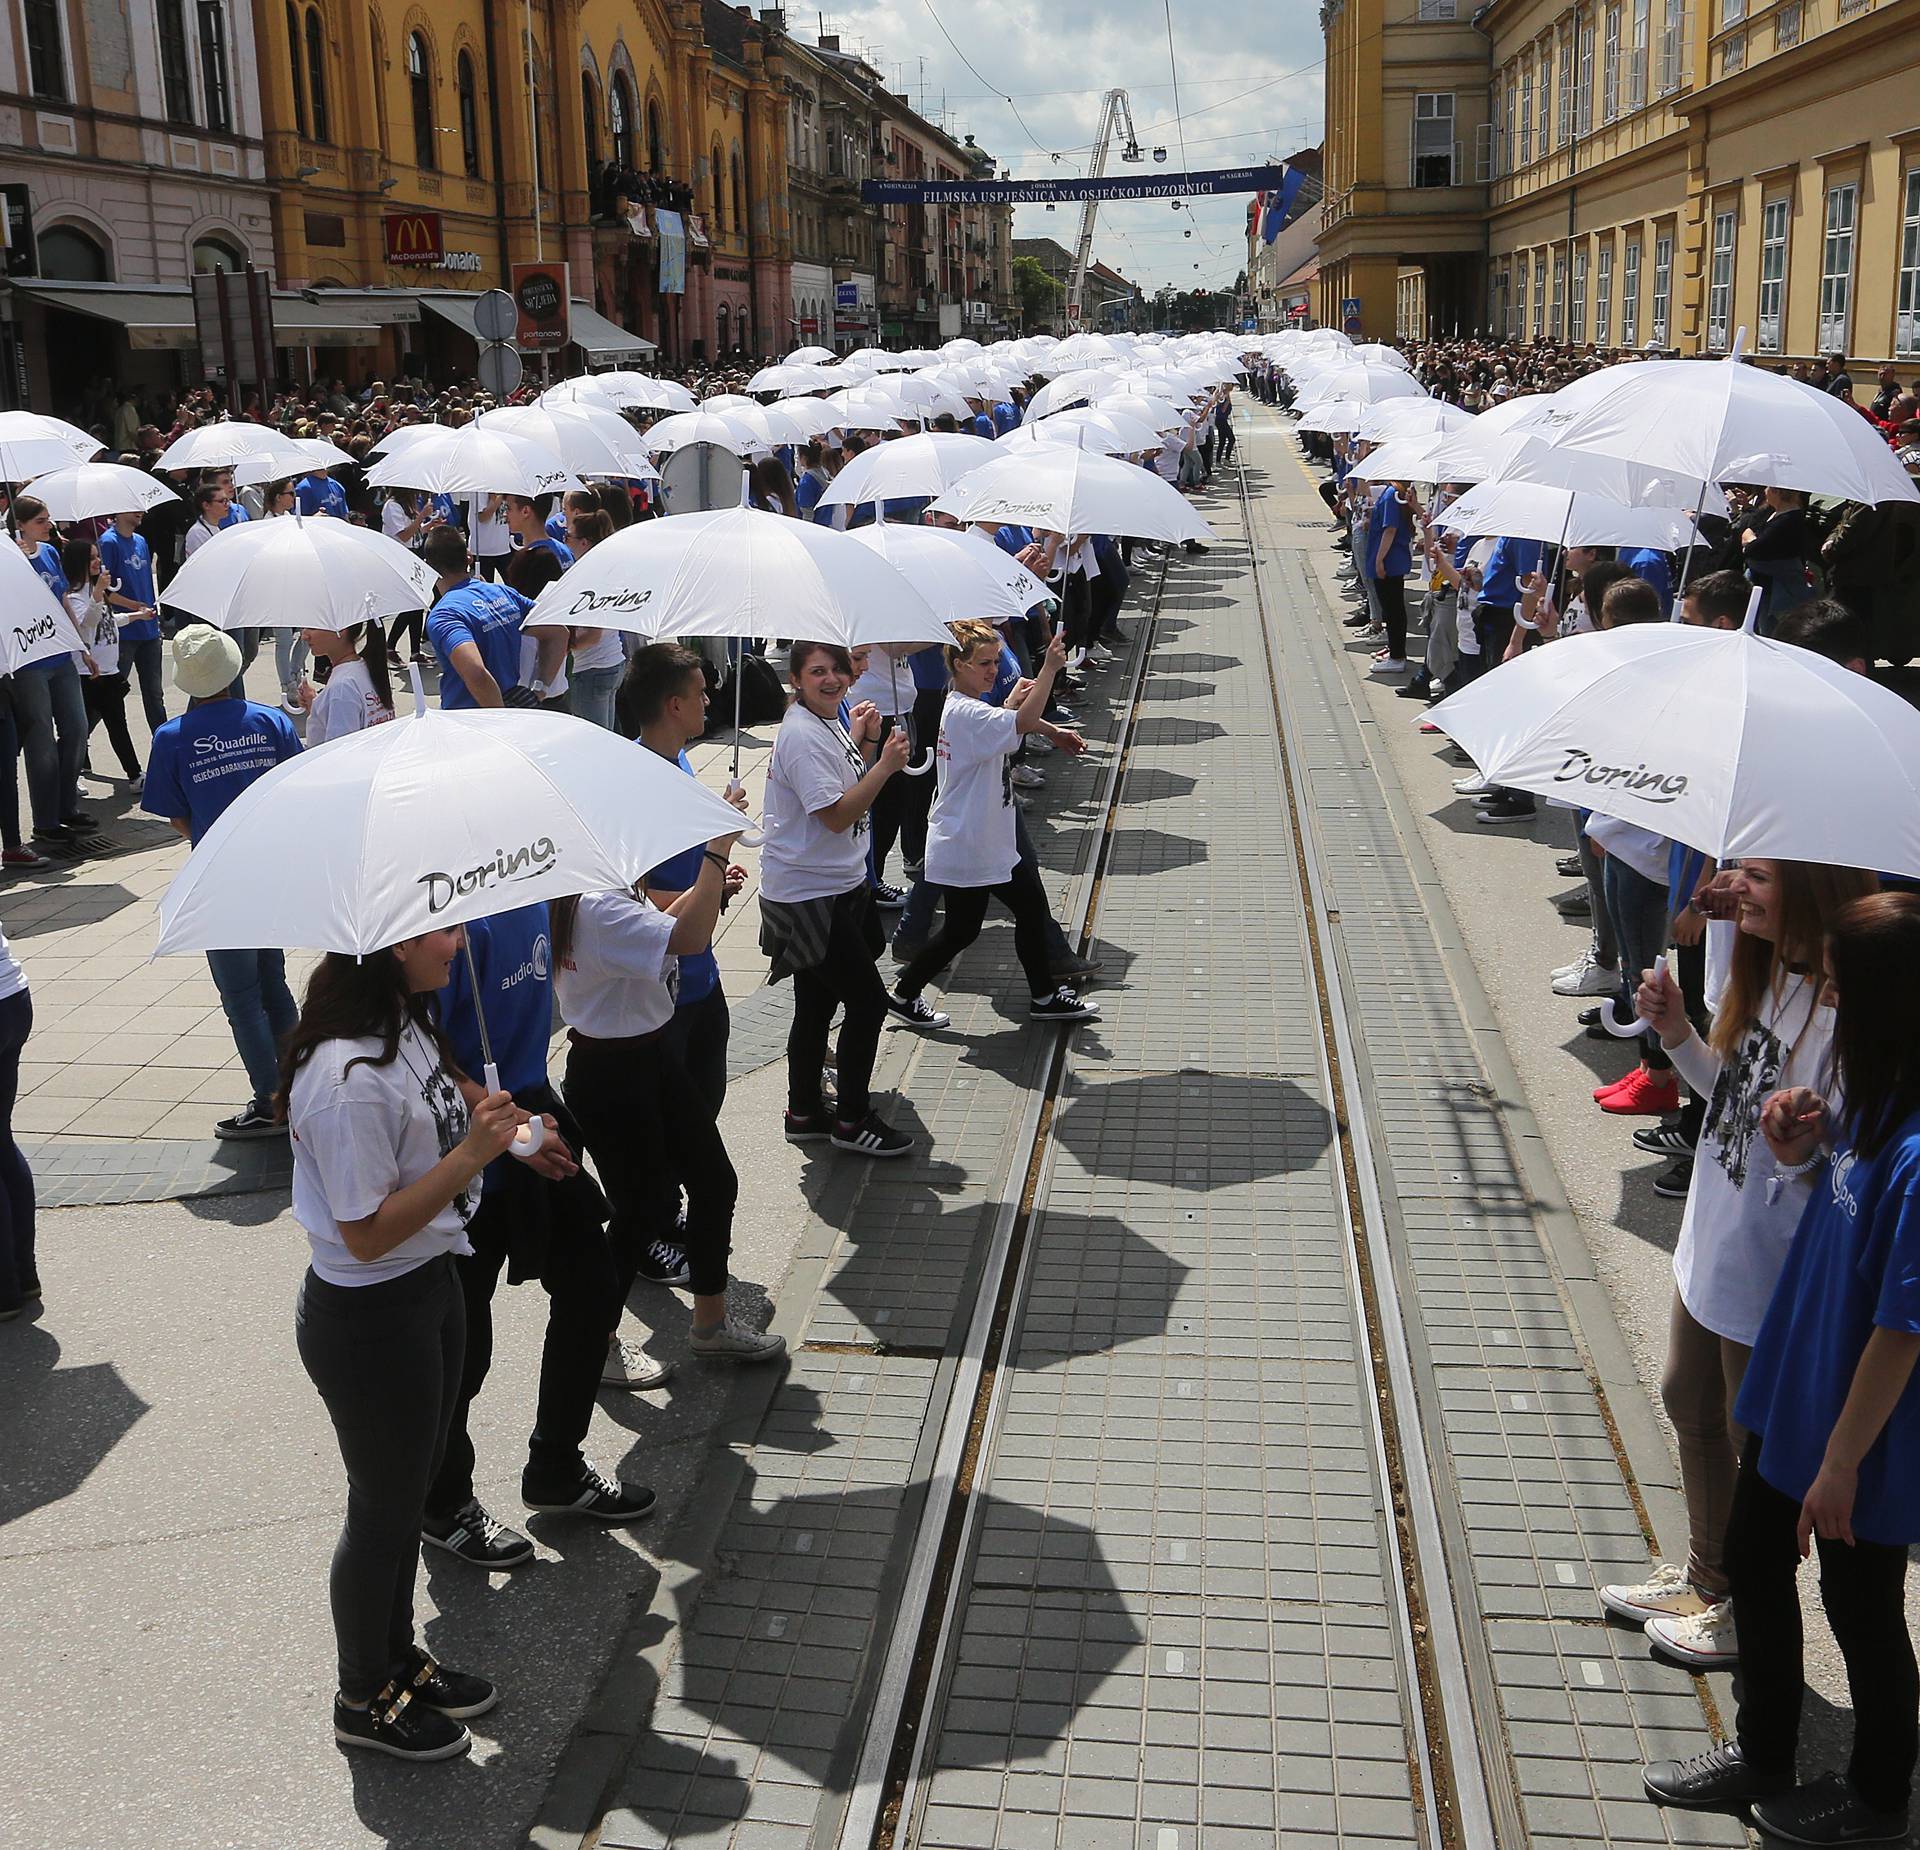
[483, 1060, 547, 1157]
[724, 778, 766, 849]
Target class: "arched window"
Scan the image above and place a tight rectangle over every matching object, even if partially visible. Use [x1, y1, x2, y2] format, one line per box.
[286, 1, 307, 136]
[37, 225, 110, 281]
[458, 51, 480, 176]
[369, 18, 388, 154]
[730, 148, 743, 235]
[158, 0, 194, 123]
[610, 72, 633, 171]
[305, 7, 329, 140]
[408, 30, 434, 171]
[710, 140, 724, 228]
[646, 97, 664, 173]
[582, 71, 600, 172]
[192, 234, 246, 272]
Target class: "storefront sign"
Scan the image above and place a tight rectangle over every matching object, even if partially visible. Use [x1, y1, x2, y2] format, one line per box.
[384, 211, 445, 266]
[835, 280, 858, 310]
[512, 259, 571, 350]
[440, 251, 483, 273]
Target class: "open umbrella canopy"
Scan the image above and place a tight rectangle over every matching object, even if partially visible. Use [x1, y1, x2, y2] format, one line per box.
[1344, 433, 1449, 484]
[25, 461, 177, 520]
[783, 345, 836, 365]
[747, 362, 838, 395]
[478, 404, 659, 480]
[996, 409, 1163, 457]
[1438, 479, 1701, 551]
[229, 436, 356, 488]
[161, 511, 439, 629]
[817, 431, 997, 509]
[639, 410, 760, 457]
[928, 446, 1214, 544]
[1092, 392, 1188, 434]
[154, 422, 299, 473]
[1354, 398, 1472, 443]
[154, 706, 749, 958]
[364, 425, 580, 497]
[0, 544, 88, 671]
[1426, 619, 1920, 876]
[844, 522, 1050, 624]
[543, 373, 697, 415]
[0, 410, 101, 482]
[1295, 365, 1427, 409]
[521, 506, 954, 650]
[818, 391, 905, 435]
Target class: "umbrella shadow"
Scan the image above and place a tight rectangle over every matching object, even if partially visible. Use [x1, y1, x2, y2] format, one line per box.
[0, 1321, 151, 1529]
[1099, 825, 1210, 878]
[3, 880, 145, 939]
[1129, 716, 1226, 750]
[1134, 677, 1218, 705]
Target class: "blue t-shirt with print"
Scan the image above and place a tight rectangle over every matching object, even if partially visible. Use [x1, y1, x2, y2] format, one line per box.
[97, 527, 159, 643]
[24, 541, 69, 674]
[991, 402, 1019, 435]
[644, 749, 720, 1008]
[1479, 537, 1545, 610]
[296, 474, 348, 519]
[528, 535, 575, 569]
[1736, 1110, 1920, 1545]
[427, 576, 530, 709]
[142, 698, 301, 843]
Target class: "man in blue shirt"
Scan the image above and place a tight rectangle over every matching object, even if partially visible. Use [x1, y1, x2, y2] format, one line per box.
[421, 526, 532, 708]
[294, 467, 348, 521]
[1620, 545, 1674, 615]
[505, 495, 574, 569]
[1365, 481, 1416, 675]
[9, 496, 93, 852]
[423, 901, 656, 1559]
[142, 627, 302, 1138]
[98, 510, 167, 738]
[1471, 534, 1547, 824]
[991, 398, 1020, 437]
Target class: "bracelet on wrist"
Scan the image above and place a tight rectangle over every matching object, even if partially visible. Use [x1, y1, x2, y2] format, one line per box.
[703, 850, 728, 871]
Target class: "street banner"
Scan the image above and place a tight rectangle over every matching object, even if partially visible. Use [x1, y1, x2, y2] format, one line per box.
[861, 163, 1291, 206]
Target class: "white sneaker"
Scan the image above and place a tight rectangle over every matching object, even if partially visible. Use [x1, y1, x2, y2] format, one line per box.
[1453, 773, 1497, 797]
[1598, 1560, 1711, 1624]
[602, 1336, 674, 1391]
[1646, 1601, 1738, 1668]
[1552, 950, 1620, 997]
[1010, 764, 1046, 789]
[1087, 644, 1115, 666]
[1026, 735, 1055, 755]
[1367, 658, 1408, 676]
[688, 1321, 788, 1364]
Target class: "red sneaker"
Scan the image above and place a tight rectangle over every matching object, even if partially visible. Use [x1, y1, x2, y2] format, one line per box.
[1593, 1072, 1638, 1101]
[1599, 1068, 1681, 1116]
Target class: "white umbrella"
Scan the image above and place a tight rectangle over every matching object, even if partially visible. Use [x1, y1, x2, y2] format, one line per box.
[544, 373, 696, 415]
[865, 373, 972, 421]
[699, 393, 760, 413]
[160, 511, 438, 629]
[0, 544, 89, 668]
[1355, 398, 1472, 443]
[364, 426, 580, 497]
[939, 337, 984, 357]
[478, 404, 660, 480]
[1426, 610, 1920, 876]
[845, 522, 1050, 624]
[24, 461, 177, 520]
[1350, 342, 1413, 370]
[747, 362, 838, 395]
[229, 436, 356, 488]
[820, 391, 908, 435]
[1295, 399, 1367, 435]
[817, 432, 997, 510]
[760, 397, 842, 441]
[1438, 480, 1700, 552]
[997, 409, 1163, 457]
[1344, 433, 1450, 484]
[928, 446, 1214, 544]
[640, 410, 760, 457]
[1295, 365, 1427, 409]
[894, 348, 942, 369]
[1523, 356, 1919, 505]
[0, 410, 103, 482]
[783, 345, 836, 365]
[154, 423, 298, 473]
[1024, 372, 1119, 419]
[1095, 393, 1188, 434]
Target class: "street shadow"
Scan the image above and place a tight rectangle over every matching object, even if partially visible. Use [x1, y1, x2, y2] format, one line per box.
[1114, 767, 1200, 806]
[3, 881, 145, 939]
[0, 1321, 150, 1529]
[1129, 716, 1226, 749]
[1134, 678, 1218, 705]
[1099, 826, 1210, 877]
[1151, 651, 1241, 675]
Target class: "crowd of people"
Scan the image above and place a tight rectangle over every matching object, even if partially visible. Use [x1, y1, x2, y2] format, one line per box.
[1285, 335, 1920, 1847]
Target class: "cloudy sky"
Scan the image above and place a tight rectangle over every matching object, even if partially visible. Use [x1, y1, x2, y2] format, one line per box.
[809, 0, 1325, 298]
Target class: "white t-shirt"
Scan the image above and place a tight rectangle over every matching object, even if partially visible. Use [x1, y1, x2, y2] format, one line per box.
[381, 498, 422, 548]
[1584, 811, 1670, 884]
[519, 631, 570, 701]
[1672, 973, 1836, 1344]
[469, 494, 512, 558]
[553, 889, 677, 1037]
[570, 626, 626, 674]
[182, 517, 221, 559]
[759, 703, 870, 903]
[848, 650, 912, 717]
[307, 657, 392, 747]
[0, 924, 25, 1003]
[925, 692, 1020, 889]
[66, 589, 117, 675]
[289, 1020, 477, 1287]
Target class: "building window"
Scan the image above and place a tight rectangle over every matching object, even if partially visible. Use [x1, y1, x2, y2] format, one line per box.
[369, 20, 388, 155]
[1551, 247, 1567, 337]
[38, 224, 109, 279]
[1651, 230, 1672, 345]
[1577, 14, 1595, 134]
[1758, 195, 1789, 352]
[1413, 92, 1456, 186]
[1570, 244, 1588, 342]
[198, 1, 232, 132]
[1533, 249, 1547, 336]
[286, 1, 307, 135]
[408, 30, 434, 170]
[1622, 235, 1641, 343]
[1596, 241, 1613, 343]
[646, 97, 664, 173]
[159, 0, 195, 122]
[1720, 0, 1743, 19]
[1720, 28, 1744, 73]
[458, 51, 480, 176]
[306, 7, 329, 141]
[1898, 170, 1920, 357]
[1819, 181, 1857, 352]
[1517, 63, 1533, 165]
[1775, 0, 1802, 42]
[1658, 0, 1682, 91]
[1516, 254, 1529, 337]
[1558, 28, 1574, 143]
[22, 0, 65, 99]
[1603, 3, 1621, 119]
[581, 72, 598, 172]
[1630, 0, 1650, 104]
[731, 149, 744, 229]
[610, 74, 634, 171]
[192, 233, 245, 271]
[1707, 208, 1735, 351]
[1418, 0, 1459, 17]
[710, 141, 725, 228]
[1501, 74, 1514, 175]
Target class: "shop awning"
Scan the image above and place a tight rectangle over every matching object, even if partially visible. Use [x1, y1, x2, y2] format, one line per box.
[420, 293, 483, 339]
[422, 292, 655, 358]
[13, 281, 418, 350]
[12, 282, 197, 350]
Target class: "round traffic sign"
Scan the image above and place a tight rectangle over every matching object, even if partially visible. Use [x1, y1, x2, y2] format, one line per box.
[473, 287, 516, 343]
[475, 341, 524, 397]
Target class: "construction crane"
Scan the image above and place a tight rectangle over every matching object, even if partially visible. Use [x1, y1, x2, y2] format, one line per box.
[1066, 88, 1144, 328]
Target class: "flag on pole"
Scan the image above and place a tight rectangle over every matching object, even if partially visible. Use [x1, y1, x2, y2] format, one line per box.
[1260, 167, 1309, 243]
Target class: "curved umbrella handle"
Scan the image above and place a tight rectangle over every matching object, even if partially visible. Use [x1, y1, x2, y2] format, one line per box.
[484, 1061, 547, 1157]
[902, 750, 936, 777]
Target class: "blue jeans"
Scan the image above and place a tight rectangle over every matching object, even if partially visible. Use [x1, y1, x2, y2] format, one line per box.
[0, 987, 35, 1306]
[568, 663, 623, 732]
[206, 949, 299, 1110]
[123, 636, 167, 737]
[1602, 856, 1673, 1068]
[274, 631, 310, 694]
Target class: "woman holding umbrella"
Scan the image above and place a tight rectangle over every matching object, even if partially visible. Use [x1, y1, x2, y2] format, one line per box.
[279, 926, 539, 1762]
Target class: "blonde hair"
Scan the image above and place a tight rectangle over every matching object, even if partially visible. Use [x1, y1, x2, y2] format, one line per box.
[943, 619, 1001, 671]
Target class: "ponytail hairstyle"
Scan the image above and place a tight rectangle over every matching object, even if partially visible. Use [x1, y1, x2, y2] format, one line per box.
[59, 535, 95, 590]
[943, 618, 1000, 672]
[344, 618, 396, 719]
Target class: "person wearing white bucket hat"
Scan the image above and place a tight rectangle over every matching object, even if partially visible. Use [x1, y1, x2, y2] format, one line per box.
[141, 626, 303, 1139]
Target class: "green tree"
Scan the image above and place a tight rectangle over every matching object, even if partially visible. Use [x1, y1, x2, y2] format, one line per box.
[1013, 254, 1062, 330]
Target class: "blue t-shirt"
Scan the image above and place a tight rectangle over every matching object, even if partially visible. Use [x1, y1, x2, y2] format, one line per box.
[24, 542, 69, 674]
[1479, 537, 1545, 610]
[907, 644, 949, 692]
[142, 698, 301, 843]
[991, 402, 1019, 436]
[528, 535, 574, 569]
[644, 749, 721, 1008]
[1737, 1111, 1920, 1545]
[544, 509, 568, 544]
[1667, 842, 1709, 916]
[427, 576, 530, 709]
[970, 413, 995, 441]
[795, 471, 827, 516]
[991, 524, 1034, 556]
[1367, 486, 1414, 579]
[439, 903, 553, 1096]
[296, 474, 348, 520]
[97, 527, 159, 643]
[986, 642, 1021, 709]
[1620, 547, 1674, 615]
[218, 503, 249, 528]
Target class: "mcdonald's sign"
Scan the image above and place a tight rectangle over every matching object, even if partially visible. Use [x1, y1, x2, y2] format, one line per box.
[384, 210, 445, 265]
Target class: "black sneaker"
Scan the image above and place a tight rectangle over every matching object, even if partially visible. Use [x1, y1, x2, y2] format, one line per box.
[784, 1109, 832, 1143]
[334, 1682, 471, 1761]
[830, 1112, 913, 1158]
[1553, 889, 1593, 917]
[1643, 1741, 1788, 1810]
[1556, 854, 1584, 877]
[396, 1646, 499, 1719]
[1049, 951, 1103, 980]
[1475, 798, 1537, 826]
[890, 935, 927, 962]
[214, 1103, 286, 1141]
[886, 990, 951, 1029]
[522, 1461, 657, 1523]
[58, 812, 98, 833]
[1652, 1156, 1695, 1200]
[871, 881, 907, 909]
[631, 1238, 691, 1286]
[1633, 1122, 1697, 1157]
[1750, 1774, 1911, 1846]
[421, 1497, 534, 1569]
[1030, 986, 1100, 1023]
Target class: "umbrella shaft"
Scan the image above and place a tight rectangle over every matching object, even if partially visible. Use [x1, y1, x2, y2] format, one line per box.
[459, 932, 496, 1073]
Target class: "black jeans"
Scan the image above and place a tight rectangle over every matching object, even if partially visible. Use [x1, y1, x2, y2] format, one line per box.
[82, 671, 142, 779]
[1376, 574, 1408, 661]
[0, 989, 34, 1306]
[1089, 563, 1128, 643]
[295, 1254, 465, 1700]
[787, 896, 889, 1122]
[425, 1180, 622, 1518]
[387, 610, 424, 658]
[564, 1030, 735, 1299]
[661, 984, 731, 1117]
[1726, 1439, 1917, 1812]
[895, 855, 1056, 1001]
[865, 715, 914, 882]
